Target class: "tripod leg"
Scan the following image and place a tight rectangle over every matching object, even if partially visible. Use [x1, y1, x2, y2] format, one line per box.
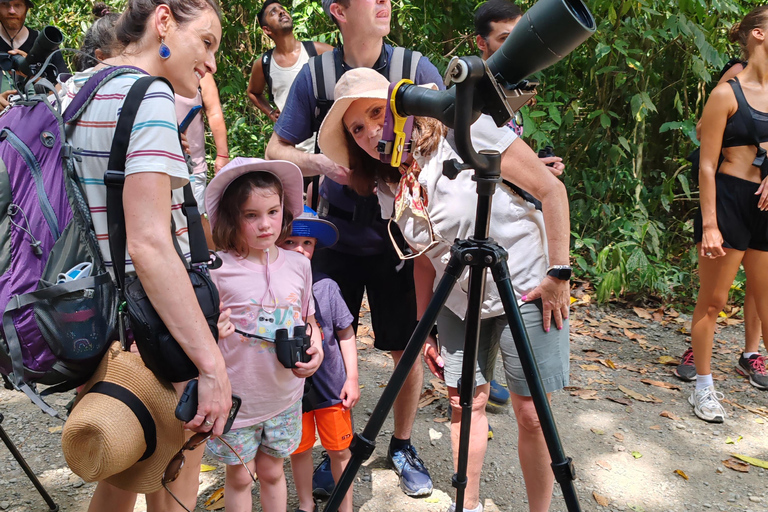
[0, 414, 60, 511]
[491, 265, 581, 512]
[452, 263, 487, 511]
[321, 254, 466, 512]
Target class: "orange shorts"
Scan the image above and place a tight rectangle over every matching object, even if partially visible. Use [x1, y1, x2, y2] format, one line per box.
[296, 404, 353, 454]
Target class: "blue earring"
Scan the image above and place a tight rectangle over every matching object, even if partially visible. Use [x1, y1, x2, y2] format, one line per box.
[159, 38, 171, 59]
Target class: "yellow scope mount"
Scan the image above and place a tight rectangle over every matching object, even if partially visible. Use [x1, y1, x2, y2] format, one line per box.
[388, 79, 414, 168]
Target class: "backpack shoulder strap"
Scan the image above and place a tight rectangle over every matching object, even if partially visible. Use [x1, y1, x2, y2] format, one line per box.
[728, 77, 767, 171]
[303, 40, 318, 58]
[63, 66, 145, 124]
[262, 49, 274, 100]
[388, 47, 421, 83]
[310, 50, 340, 104]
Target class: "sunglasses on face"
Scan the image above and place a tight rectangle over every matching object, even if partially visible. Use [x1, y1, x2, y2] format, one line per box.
[161, 432, 257, 511]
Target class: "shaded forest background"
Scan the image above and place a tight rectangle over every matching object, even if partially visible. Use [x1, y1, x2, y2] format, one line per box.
[31, 0, 766, 307]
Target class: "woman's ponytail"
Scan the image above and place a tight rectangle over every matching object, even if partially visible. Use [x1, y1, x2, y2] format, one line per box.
[730, 7, 768, 60]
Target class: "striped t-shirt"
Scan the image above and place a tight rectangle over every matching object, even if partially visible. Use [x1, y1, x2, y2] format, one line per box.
[63, 70, 191, 274]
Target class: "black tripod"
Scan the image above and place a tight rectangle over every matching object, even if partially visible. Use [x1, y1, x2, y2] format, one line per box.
[321, 56, 579, 512]
[0, 412, 59, 511]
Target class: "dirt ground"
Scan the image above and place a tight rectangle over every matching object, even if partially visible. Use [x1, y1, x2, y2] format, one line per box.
[1, 298, 767, 512]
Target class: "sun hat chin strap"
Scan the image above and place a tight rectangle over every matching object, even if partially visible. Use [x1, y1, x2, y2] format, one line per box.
[87, 381, 157, 462]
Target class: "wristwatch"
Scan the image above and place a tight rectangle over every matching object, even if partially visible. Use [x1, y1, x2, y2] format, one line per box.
[546, 265, 572, 281]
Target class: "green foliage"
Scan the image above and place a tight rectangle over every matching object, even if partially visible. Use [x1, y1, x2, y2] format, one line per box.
[33, 0, 765, 304]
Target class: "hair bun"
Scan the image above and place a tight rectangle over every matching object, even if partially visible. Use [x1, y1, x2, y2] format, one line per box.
[92, 2, 111, 18]
[728, 21, 741, 43]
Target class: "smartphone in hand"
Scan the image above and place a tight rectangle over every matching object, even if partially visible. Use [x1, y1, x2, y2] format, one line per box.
[175, 379, 242, 434]
[179, 105, 203, 134]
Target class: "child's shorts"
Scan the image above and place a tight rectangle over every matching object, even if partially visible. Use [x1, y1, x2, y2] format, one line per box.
[206, 400, 302, 463]
[295, 403, 353, 454]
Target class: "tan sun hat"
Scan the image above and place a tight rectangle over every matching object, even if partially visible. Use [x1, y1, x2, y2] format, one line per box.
[62, 342, 185, 494]
[317, 67, 436, 169]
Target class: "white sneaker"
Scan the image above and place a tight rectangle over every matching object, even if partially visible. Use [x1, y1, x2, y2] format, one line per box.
[688, 385, 726, 423]
[447, 503, 483, 512]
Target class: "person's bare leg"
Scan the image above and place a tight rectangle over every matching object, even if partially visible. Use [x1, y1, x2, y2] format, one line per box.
[390, 350, 423, 440]
[254, 450, 288, 512]
[146, 433, 204, 511]
[87, 481, 137, 512]
[690, 248, 744, 375]
[289, 448, 315, 512]
[510, 393, 553, 512]
[448, 383, 490, 510]
[743, 284, 763, 354]
[328, 448, 353, 512]
[224, 457, 257, 512]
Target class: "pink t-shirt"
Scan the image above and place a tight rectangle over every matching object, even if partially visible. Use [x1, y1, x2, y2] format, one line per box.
[211, 248, 315, 428]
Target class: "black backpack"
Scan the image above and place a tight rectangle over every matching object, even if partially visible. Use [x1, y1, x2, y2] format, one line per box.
[262, 41, 318, 103]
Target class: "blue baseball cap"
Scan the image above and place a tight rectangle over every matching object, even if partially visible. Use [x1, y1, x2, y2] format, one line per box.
[290, 206, 339, 248]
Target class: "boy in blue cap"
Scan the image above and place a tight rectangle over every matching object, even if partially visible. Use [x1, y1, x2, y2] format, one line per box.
[281, 206, 358, 512]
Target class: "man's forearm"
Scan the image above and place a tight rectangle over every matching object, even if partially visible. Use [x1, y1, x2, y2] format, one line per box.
[266, 133, 320, 176]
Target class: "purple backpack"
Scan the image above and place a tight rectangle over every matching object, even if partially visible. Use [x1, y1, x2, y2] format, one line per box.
[0, 66, 139, 417]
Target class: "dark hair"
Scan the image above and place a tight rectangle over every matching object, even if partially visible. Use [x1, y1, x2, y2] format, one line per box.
[729, 6, 768, 60]
[113, 0, 221, 48]
[74, 3, 121, 71]
[474, 0, 522, 39]
[0, 0, 34, 9]
[346, 116, 447, 197]
[257, 0, 281, 28]
[212, 171, 295, 256]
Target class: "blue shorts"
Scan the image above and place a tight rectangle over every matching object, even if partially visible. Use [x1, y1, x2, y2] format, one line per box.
[206, 400, 302, 463]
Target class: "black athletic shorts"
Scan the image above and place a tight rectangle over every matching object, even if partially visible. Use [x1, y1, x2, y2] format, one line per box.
[694, 173, 768, 251]
[312, 247, 416, 351]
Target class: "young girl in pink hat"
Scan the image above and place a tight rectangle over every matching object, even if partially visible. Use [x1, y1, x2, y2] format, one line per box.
[204, 157, 325, 512]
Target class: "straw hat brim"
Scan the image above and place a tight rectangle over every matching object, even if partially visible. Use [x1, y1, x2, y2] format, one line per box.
[205, 157, 305, 229]
[62, 342, 185, 494]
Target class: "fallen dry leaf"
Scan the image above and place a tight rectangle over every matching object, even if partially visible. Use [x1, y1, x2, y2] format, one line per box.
[580, 364, 602, 371]
[598, 359, 617, 369]
[596, 460, 612, 471]
[593, 491, 610, 507]
[594, 332, 620, 343]
[205, 487, 225, 508]
[591, 427, 605, 435]
[613, 432, 625, 442]
[48, 426, 62, 433]
[633, 307, 653, 320]
[624, 328, 646, 341]
[418, 389, 440, 408]
[660, 410, 681, 421]
[649, 425, 661, 430]
[640, 379, 681, 391]
[665, 308, 680, 318]
[674, 469, 689, 480]
[357, 325, 371, 337]
[571, 389, 599, 400]
[731, 454, 768, 469]
[606, 396, 631, 406]
[618, 385, 655, 402]
[433, 417, 449, 423]
[723, 458, 750, 473]
[631, 451, 643, 459]
[657, 355, 678, 366]
[430, 378, 448, 396]
[725, 436, 743, 445]
[200, 464, 216, 472]
[605, 316, 645, 329]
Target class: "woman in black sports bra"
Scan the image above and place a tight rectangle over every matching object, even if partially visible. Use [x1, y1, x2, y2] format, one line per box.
[688, 7, 768, 424]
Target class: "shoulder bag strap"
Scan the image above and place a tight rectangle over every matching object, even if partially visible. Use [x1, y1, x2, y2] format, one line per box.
[303, 40, 318, 58]
[262, 49, 274, 102]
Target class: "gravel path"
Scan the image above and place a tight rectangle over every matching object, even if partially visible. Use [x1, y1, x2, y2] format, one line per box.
[1, 302, 767, 511]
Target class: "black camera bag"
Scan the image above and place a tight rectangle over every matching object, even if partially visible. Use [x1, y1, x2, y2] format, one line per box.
[104, 76, 220, 383]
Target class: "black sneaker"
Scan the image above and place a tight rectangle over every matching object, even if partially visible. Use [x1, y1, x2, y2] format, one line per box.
[674, 347, 696, 382]
[736, 354, 768, 390]
[311, 453, 334, 499]
[387, 444, 433, 497]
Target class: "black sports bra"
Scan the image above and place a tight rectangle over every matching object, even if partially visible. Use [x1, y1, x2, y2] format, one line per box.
[722, 77, 768, 148]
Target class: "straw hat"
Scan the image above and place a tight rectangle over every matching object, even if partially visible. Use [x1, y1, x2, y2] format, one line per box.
[290, 205, 339, 248]
[317, 67, 436, 169]
[205, 157, 304, 229]
[62, 342, 185, 494]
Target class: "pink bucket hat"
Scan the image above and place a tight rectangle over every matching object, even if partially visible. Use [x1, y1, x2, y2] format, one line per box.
[317, 67, 436, 169]
[205, 157, 304, 228]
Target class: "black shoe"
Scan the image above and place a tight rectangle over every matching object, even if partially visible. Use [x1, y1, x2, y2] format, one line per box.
[674, 347, 696, 382]
[312, 453, 334, 499]
[737, 354, 768, 390]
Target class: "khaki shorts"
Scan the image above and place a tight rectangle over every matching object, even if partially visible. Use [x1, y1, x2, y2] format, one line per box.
[437, 300, 570, 396]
